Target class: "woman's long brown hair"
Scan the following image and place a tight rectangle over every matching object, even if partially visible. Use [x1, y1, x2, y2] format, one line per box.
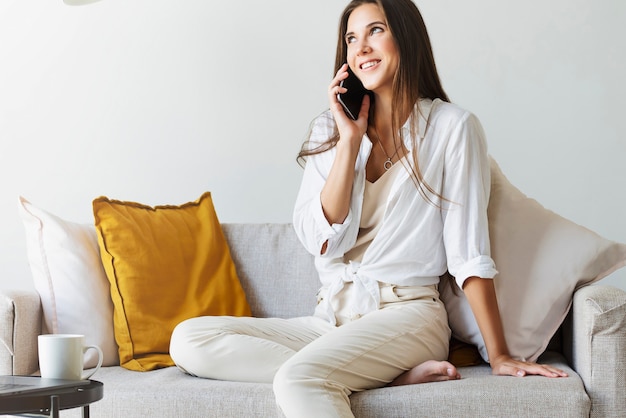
[298, 0, 450, 205]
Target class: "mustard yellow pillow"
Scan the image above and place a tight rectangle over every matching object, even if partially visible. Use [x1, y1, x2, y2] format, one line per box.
[93, 192, 251, 371]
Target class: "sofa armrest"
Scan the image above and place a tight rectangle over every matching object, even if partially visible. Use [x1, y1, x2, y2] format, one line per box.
[0, 289, 41, 376]
[564, 284, 626, 418]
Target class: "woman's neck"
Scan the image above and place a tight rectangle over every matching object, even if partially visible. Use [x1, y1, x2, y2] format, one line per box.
[371, 92, 393, 135]
[371, 92, 415, 137]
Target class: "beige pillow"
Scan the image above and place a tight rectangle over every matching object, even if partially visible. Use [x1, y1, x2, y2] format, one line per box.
[440, 158, 626, 362]
[18, 197, 119, 368]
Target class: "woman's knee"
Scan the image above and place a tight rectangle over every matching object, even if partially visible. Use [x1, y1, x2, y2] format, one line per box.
[273, 355, 340, 398]
[171, 317, 207, 352]
[274, 358, 314, 398]
[273, 358, 351, 417]
[169, 316, 233, 375]
[170, 317, 200, 372]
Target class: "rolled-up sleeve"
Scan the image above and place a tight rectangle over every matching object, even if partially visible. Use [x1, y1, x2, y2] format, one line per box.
[440, 112, 498, 288]
[293, 165, 355, 257]
[293, 112, 360, 258]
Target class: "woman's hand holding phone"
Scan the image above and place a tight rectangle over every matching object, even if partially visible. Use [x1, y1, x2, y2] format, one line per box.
[329, 64, 370, 153]
[319, 64, 370, 227]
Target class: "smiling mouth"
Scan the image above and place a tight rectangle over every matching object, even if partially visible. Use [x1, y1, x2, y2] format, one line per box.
[360, 60, 380, 70]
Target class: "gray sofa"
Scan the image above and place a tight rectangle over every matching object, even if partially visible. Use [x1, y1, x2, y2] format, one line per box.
[1, 223, 625, 417]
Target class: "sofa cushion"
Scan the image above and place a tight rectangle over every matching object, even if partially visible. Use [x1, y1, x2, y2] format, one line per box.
[85, 352, 587, 418]
[93, 192, 251, 371]
[18, 197, 118, 368]
[441, 158, 626, 363]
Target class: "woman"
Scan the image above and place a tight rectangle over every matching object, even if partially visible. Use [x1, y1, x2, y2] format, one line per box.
[170, 1, 566, 416]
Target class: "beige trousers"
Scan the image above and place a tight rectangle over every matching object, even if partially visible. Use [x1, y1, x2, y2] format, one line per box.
[170, 284, 450, 418]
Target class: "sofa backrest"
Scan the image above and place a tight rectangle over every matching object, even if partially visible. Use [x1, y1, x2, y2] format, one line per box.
[220, 223, 567, 354]
[222, 223, 319, 319]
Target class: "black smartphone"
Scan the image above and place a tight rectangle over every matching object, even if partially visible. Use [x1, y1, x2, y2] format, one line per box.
[337, 68, 370, 120]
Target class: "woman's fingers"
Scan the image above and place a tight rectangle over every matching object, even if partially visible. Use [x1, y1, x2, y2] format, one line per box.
[329, 64, 356, 124]
[329, 64, 349, 96]
[518, 363, 568, 378]
[491, 356, 568, 378]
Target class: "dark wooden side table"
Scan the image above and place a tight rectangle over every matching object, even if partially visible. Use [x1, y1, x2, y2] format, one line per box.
[0, 378, 103, 418]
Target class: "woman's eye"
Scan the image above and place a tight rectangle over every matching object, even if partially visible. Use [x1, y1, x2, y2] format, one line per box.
[346, 35, 356, 44]
[371, 26, 383, 35]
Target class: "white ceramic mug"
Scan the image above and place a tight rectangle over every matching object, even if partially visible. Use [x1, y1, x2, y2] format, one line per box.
[38, 334, 103, 380]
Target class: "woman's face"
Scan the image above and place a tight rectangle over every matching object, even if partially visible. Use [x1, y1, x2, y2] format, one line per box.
[345, 3, 398, 98]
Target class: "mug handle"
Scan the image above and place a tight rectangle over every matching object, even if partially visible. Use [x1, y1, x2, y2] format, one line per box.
[82, 345, 104, 380]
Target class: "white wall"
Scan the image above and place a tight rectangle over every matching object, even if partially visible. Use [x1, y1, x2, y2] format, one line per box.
[1, 0, 624, 291]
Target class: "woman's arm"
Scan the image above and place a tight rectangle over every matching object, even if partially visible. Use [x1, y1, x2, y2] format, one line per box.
[319, 133, 361, 226]
[463, 276, 568, 378]
[437, 111, 565, 377]
[292, 64, 370, 256]
[321, 64, 370, 227]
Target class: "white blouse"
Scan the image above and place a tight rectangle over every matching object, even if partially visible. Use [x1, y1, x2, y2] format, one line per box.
[293, 99, 498, 324]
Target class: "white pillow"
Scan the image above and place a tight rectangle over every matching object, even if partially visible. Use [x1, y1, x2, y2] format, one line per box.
[18, 197, 119, 368]
[441, 158, 626, 363]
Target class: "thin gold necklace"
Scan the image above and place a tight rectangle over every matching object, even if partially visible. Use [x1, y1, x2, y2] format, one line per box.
[372, 126, 400, 171]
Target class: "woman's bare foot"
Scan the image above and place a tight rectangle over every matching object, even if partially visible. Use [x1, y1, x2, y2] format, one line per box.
[388, 360, 461, 386]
